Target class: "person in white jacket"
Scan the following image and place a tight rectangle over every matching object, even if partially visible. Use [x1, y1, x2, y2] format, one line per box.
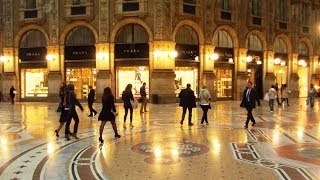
[268, 85, 277, 112]
[199, 85, 212, 126]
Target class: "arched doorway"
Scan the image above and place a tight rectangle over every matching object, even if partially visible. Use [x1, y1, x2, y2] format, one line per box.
[246, 34, 263, 99]
[274, 38, 288, 88]
[19, 30, 48, 100]
[64, 26, 96, 99]
[114, 24, 149, 99]
[175, 25, 200, 97]
[214, 30, 234, 100]
[297, 41, 309, 97]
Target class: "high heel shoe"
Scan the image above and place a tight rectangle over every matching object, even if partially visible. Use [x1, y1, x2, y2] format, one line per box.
[65, 134, 70, 141]
[99, 137, 104, 144]
[72, 133, 79, 139]
[54, 130, 59, 138]
[130, 123, 134, 128]
[115, 134, 121, 138]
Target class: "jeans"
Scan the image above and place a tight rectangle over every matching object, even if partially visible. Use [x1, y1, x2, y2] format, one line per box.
[269, 99, 274, 111]
[200, 105, 210, 124]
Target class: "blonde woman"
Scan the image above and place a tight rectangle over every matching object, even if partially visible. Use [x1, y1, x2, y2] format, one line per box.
[199, 85, 212, 126]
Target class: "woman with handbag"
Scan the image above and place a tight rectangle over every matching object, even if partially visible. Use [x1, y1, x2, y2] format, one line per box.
[98, 87, 121, 144]
[122, 84, 134, 129]
[199, 85, 212, 126]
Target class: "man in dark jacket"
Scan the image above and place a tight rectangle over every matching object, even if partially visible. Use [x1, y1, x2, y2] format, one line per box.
[240, 81, 256, 128]
[88, 86, 97, 117]
[179, 84, 196, 126]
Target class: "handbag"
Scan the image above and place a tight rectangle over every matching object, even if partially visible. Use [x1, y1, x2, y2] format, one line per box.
[130, 99, 138, 109]
[264, 93, 269, 101]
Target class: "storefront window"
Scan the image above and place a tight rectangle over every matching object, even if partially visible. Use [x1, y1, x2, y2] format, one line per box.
[66, 68, 96, 99]
[21, 68, 48, 98]
[215, 69, 232, 98]
[175, 67, 198, 97]
[117, 66, 149, 98]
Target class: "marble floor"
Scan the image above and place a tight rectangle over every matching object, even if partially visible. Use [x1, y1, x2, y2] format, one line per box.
[0, 99, 320, 180]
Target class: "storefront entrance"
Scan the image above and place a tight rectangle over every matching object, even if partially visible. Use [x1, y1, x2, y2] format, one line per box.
[66, 67, 96, 99]
[21, 68, 48, 98]
[116, 66, 149, 98]
[175, 67, 198, 97]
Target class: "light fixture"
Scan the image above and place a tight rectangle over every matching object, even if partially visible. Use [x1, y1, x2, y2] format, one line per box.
[46, 54, 55, 62]
[246, 56, 253, 62]
[154, 50, 161, 57]
[170, 51, 178, 58]
[228, 58, 234, 63]
[211, 53, 219, 61]
[247, 69, 251, 73]
[256, 60, 262, 65]
[0, 56, 8, 63]
[280, 61, 286, 66]
[194, 56, 199, 61]
[298, 59, 307, 67]
[97, 52, 107, 60]
[274, 58, 281, 64]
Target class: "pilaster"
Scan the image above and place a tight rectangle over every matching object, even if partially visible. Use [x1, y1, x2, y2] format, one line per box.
[46, 45, 62, 102]
[150, 41, 176, 103]
[96, 70, 112, 103]
[234, 48, 248, 100]
[289, 53, 299, 98]
[2, 72, 18, 102]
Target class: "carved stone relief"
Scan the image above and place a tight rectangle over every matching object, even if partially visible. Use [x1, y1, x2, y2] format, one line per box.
[99, 0, 109, 42]
[154, 0, 171, 41]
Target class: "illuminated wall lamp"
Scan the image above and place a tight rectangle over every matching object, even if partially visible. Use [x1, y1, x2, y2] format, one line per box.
[298, 59, 307, 67]
[97, 52, 108, 60]
[0, 56, 8, 63]
[256, 60, 262, 65]
[210, 53, 219, 61]
[280, 61, 286, 66]
[246, 56, 253, 62]
[170, 51, 178, 58]
[46, 54, 55, 62]
[274, 58, 281, 65]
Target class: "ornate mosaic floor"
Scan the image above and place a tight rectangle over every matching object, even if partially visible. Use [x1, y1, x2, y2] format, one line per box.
[0, 99, 320, 179]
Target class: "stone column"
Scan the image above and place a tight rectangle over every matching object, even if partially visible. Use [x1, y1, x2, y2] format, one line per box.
[2, 48, 18, 101]
[95, 43, 112, 102]
[264, 50, 276, 92]
[310, 55, 319, 86]
[150, 41, 176, 103]
[288, 53, 299, 98]
[234, 48, 248, 100]
[47, 45, 63, 102]
[201, 44, 215, 99]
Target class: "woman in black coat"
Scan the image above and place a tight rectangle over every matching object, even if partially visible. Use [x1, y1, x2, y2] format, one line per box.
[98, 87, 121, 144]
[122, 84, 134, 129]
[9, 86, 16, 104]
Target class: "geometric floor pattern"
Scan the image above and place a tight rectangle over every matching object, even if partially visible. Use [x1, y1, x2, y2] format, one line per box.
[0, 98, 320, 179]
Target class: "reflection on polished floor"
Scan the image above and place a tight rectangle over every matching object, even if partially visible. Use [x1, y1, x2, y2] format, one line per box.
[0, 99, 320, 180]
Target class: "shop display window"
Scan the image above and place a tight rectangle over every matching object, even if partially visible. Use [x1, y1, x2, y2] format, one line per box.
[66, 68, 96, 99]
[214, 69, 232, 98]
[117, 66, 149, 98]
[175, 67, 198, 97]
[21, 68, 48, 98]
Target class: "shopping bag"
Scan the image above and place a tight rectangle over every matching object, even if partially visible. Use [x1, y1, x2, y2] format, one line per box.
[264, 93, 269, 101]
[130, 99, 138, 109]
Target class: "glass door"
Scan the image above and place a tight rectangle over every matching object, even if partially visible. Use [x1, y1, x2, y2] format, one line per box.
[66, 68, 96, 99]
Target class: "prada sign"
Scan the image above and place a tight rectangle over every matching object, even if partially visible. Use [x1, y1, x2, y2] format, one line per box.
[19, 47, 47, 62]
[65, 45, 96, 60]
[115, 43, 149, 59]
[175, 44, 199, 60]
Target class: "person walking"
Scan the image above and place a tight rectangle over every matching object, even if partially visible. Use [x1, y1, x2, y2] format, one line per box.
[268, 85, 277, 112]
[64, 84, 84, 140]
[88, 86, 97, 117]
[122, 84, 134, 129]
[179, 83, 196, 126]
[98, 87, 121, 144]
[240, 81, 256, 128]
[281, 84, 290, 106]
[139, 82, 148, 113]
[9, 85, 16, 104]
[274, 83, 281, 105]
[54, 85, 70, 138]
[199, 85, 212, 126]
[307, 83, 317, 108]
[57, 82, 66, 112]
